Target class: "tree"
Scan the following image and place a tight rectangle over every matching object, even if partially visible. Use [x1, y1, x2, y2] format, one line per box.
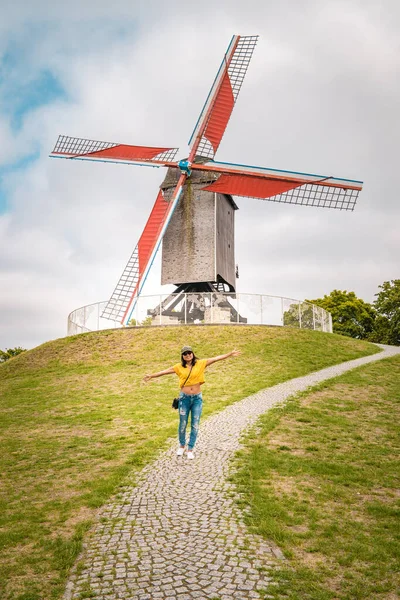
[127, 316, 153, 327]
[283, 302, 314, 329]
[368, 279, 400, 345]
[309, 290, 375, 339]
[0, 347, 27, 363]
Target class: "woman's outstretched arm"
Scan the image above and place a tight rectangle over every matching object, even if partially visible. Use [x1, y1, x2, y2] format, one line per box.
[206, 349, 241, 367]
[143, 366, 176, 382]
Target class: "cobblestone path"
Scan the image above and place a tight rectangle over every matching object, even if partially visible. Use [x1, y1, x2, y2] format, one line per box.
[65, 345, 400, 600]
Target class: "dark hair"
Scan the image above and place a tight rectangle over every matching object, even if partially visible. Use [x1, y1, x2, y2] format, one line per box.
[181, 353, 198, 368]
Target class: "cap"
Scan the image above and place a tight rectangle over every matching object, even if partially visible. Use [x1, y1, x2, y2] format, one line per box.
[181, 345, 193, 354]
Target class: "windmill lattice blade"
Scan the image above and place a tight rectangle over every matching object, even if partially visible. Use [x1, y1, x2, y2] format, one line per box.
[189, 35, 258, 160]
[101, 246, 140, 323]
[50, 135, 179, 165]
[101, 175, 185, 324]
[101, 189, 171, 323]
[266, 183, 360, 210]
[202, 174, 360, 210]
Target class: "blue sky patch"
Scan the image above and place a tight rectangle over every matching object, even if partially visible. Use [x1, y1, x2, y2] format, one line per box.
[0, 16, 138, 216]
[0, 189, 7, 213]
[0, 151, 40, 214]
[1, 67, 66, 132]
[0, 35, 66, 212]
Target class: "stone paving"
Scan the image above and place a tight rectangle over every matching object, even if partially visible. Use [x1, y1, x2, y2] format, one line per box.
[64, 344, 400, 600]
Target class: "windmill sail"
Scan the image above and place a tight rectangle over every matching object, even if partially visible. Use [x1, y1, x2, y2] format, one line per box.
[50, 135, 179, 167]
[191, 161, 363, 210]
[188, 35, 258, 160]
[101, 177, 185, 324]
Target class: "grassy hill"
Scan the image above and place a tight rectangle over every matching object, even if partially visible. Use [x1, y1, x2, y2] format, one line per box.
[0, 325, 380, 600]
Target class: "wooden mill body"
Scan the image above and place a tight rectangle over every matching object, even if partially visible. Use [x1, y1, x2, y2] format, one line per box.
[160, 168, 237, 291]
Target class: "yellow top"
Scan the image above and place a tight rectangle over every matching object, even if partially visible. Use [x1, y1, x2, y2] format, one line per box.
[173, 359, 207, 388]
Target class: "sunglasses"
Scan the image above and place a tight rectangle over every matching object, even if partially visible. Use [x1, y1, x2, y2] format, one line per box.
[182, 351, 193, 356]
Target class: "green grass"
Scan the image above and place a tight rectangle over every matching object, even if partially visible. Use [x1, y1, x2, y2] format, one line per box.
[233, 354, 400, 599]
[0, 324, 379, 599]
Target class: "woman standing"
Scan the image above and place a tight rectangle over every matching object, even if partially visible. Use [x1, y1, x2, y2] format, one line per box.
[143, 345, 241, 459]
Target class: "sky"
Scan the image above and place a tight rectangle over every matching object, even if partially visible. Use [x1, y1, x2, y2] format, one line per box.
[0, 0, 399, 350]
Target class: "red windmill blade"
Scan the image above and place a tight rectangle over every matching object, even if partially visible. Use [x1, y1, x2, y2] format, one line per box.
[50, 135, 179, 166]
[188, 35, 258, 161]
[101, 176, 186, 323]
[189, 160, 362, 209]
[50, 33, 363, 327]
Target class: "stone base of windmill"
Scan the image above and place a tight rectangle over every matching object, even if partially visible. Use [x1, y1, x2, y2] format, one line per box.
[204, 306, 232, 323]
[146, 286, 248, 326]
[149, 305, 235, 326]
[151, 314, 181, 326]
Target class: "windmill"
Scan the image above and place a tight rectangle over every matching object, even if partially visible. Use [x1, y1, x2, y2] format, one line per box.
[50, 34, 363, 326]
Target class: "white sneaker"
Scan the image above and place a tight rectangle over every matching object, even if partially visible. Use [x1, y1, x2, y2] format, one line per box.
[177, 447, 185, 456]
[187, 451, 195, 460]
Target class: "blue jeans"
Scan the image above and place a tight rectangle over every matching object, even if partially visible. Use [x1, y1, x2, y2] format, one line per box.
[178, 393, 203, 450]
